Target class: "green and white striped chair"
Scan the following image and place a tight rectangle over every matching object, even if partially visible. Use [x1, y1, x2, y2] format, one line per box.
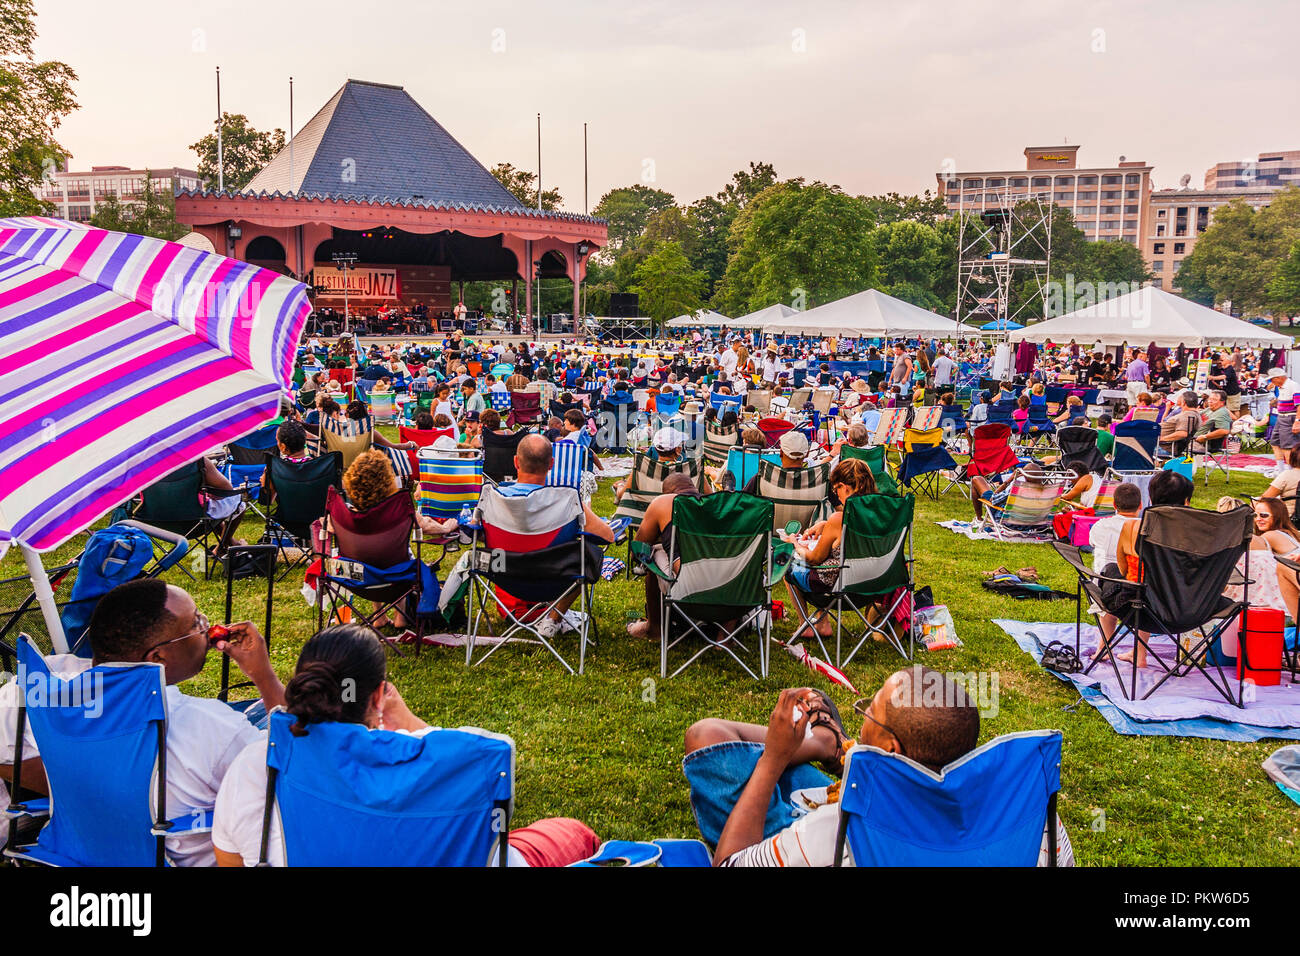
[795, 493, 915, 666]
[613, 453, 701, 533]
[634, 492, 793, 679]
[755, 460, 832, 533]
[839, 444, 899, 496]
[701, 422, 739, 466]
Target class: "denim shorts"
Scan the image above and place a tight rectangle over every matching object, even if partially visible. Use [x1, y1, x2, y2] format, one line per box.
[682, 740, 832, 848]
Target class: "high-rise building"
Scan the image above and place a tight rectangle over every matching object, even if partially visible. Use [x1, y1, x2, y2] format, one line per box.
[1203, 149, 1300, 190]
[936, 145, 1152, 246]
[38, 165, 201, 222]
[1143, 185, 1281, 289]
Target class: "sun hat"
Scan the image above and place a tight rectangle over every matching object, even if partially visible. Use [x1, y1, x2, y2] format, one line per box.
[1267, 367, 1288, 378]
[653, 427, 685, 451]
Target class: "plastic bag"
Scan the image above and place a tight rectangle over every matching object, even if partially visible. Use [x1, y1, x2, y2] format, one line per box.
[913, 604, 961, 651]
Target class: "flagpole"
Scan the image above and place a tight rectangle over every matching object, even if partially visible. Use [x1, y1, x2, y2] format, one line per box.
[289, 76, 295, 192]
[215, 66, 224, 192]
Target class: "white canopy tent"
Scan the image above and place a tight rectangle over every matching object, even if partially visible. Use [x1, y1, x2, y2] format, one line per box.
[760, 287, 974, 338]
[731, 302, 797, 328]
[665, 309, 730, 329]
[1006, 286, 1293, 349]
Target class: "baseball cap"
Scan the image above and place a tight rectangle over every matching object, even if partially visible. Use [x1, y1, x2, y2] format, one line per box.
[462, 410, 480, 422]
[779, 430, 810, 459]
[653, 427, 685, 451]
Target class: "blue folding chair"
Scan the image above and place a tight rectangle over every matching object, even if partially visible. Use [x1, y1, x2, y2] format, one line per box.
[833, 730, 1063, 867]
[986, 401, 1017, 426]
[547, 440, 591, 491]
[4, 636, 214, 867]
[489, 391, 513, 412]
[256, 711, 515, 866]
[722, 446, 779, 491]
[710, 393, 743, 414]
[1111, 420, 1160, 473]
[654, 392, 682, 423]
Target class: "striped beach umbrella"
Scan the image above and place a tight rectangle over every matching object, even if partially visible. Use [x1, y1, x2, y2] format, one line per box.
[0, 218, 311, 641]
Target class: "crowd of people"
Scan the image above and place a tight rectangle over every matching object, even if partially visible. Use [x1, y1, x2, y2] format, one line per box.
[3, 322, 1294, 868]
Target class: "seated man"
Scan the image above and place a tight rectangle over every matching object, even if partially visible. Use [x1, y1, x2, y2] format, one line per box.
[625, 473, 703, 640]
[684, 669, 1072, 866]
[494, 435, 615, 637]
[1191, 389, 1232, 454]
[1158, 390, 1201, 457]
[0, 579, 284, 866]
[743, 429, 808, 494]
[970, 461, 1046, 520]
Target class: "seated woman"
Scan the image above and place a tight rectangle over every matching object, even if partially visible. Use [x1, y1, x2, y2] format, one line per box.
[1250, 496, 1300, 611]
[211, 624, 600, 867]
[829, 422, 871, 460]
[1059, 462, 1105, 509]
[778, 459, 877, 639]
[1052, 395, 1083, 425]
[259, 421, 314, 503]
[1121, 392, 1161, 423]
[997, 380, 1017, 404]
[1218, 496, 1288, 615]
[1012, 394, 1031, 433]
[706, 426, 766, 491]
[331, 399, 418, 482]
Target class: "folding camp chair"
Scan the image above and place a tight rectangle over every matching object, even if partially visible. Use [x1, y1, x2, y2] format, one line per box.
[613, 453, 701, 555]
[570, 838, 712, 867]
[131, 459, 244, 579]
[320, 416, 374, 473]
[1053, 506, 1254, 705]
[464, 484, 604, 674]
[1056, 425, 1108, 476]
[811, 389, 835, 417]
[418, 447, 485, 521]
[709, 393, 743, 414]
[264, 452, 343, 582]
[702, 421, 740, 466]
[948, 422, 1019, 497]
[255, 711, 514, 867]
[4, 637, 214, 866]
[507, 390, 543, 428]
[634, 492, 792, 679]
[794, 493, 915, 666]
[369, 391, 397, 422]
[1196, 434, 1231, 486]
[482, 428, 528, 483]
[216, 544, 276, 702]
[1023, 404, 1057, 445]
[789, 387, 813, 410]
[911, 406, 942, 431]
[938, 404, 968, 440]
[546, 441, 592, 493]
[488, 390, 513, 412]
[654, 392, 682, 423]
[406, 390, 437, 423]
[314, 487, 425, 647]
[0, 521, 189, 664]
[871, 408, 908, 448]
[832, 730, 1063, 867]
[755, 459, 832, 533]
[224, 423, 281, 512]
[1110, 420, 1160, 474]
[983, 472, 1069, 540]
[840, 444, 899, 496]
[757, 416, 796, 448]
[596, 400, 641, 453]
[986, 401, 1017, 427]
[897, 427, 958, 501]
[400, 424, 457, 473]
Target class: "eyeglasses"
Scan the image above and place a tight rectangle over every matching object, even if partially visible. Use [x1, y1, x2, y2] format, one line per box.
[145, 611, 208, 655]
[852, 695, 906, 756]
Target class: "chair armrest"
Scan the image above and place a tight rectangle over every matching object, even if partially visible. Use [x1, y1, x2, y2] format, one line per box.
[4, 797, 50, 821]
[768, 540, 795, 584]
[631, 540, 676, 582]
[155, 807, 214, 836]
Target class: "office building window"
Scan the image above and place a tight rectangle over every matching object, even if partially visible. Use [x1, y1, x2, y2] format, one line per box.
[1152, 261, 1163, 271]
[1153, 242, 1165, 254]
[1031, 176, 1050, 187]
[1078, 175, 1098, 185]
[1173, 242, 1185, 254]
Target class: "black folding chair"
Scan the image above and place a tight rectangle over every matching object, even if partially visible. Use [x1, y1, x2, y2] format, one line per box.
[264, 452, 344, 581]
[1052, 505, 1253, 706]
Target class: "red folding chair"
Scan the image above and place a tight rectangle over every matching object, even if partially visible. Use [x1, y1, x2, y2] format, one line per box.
[756, 416, 795, 449]
[399, 425, 458, 473]
[507, 390, 543, 428]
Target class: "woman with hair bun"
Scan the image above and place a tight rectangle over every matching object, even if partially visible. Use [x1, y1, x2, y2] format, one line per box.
[212, 625, 600, 866]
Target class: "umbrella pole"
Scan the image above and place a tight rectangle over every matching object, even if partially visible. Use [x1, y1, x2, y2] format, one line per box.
[21, 543, 69, 655]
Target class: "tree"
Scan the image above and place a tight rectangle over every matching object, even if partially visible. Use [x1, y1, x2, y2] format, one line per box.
[0, 0, 77, 216]
[592, 185, 676, 256]
[489, 162, 562, 211]
[873, 219, 945, 311]
[861, 191, 947, 227]
[687, 162, 779, 299]
[190, 113, 285, 191]
[89, 171, 189, 241]
[631, 241, 707, 326]
[1269, 239, 1300, 321]
[713, 180, 878, 314]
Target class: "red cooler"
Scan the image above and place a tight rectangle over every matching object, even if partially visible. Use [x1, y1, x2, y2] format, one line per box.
[1238, 608, 1284, 687]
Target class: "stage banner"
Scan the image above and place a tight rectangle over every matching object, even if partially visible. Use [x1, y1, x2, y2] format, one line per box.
[309, 266, 400, 299]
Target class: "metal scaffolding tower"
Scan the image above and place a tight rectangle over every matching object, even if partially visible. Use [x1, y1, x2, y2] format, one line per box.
[954, 191, 1053, 338]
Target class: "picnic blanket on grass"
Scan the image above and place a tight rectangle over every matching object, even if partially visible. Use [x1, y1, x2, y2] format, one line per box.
[937, 520, 1054, 543]
[997, 619, 1300, 742]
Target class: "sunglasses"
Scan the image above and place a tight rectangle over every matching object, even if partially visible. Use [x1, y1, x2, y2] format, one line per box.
[852, 695, 906, 756]
[145, 611, 210, 655]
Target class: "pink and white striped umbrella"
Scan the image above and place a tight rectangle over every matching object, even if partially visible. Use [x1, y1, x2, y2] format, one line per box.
[0, 217, 311, 557]
[776, 639, 860, 695]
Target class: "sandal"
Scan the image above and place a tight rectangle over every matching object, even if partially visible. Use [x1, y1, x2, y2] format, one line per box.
[804, 690, 851, 776]
[1017, 567, 1039, 582]
[981, 566, 1012, 579]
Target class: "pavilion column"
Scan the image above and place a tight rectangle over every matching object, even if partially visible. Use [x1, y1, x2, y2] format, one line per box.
[571, 243, 582, 330]
[523, 240, 533, 333]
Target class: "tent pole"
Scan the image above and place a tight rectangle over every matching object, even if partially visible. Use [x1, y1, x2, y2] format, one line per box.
[21, 543, 68, 655]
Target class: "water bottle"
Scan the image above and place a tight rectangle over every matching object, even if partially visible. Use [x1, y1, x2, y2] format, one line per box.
[459, 503, 473, 525]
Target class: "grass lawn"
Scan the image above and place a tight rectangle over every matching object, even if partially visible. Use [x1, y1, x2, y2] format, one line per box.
[5, 436, 1298, 865]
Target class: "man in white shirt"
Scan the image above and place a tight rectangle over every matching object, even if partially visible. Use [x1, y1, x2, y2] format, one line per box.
[932, 350, 955, 387]
[684, 667, 1073, 866]
[0, 579, 284, 865]
[719, 344, 738, 380]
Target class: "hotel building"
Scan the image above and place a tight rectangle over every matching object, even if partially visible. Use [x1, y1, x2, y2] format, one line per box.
[39, 165, 202, 222]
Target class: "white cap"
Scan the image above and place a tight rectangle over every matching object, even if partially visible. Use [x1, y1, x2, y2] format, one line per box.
[1268, 367, 1288, 379]
[779, 430, 810, 459]
[653, 427, 685, 451]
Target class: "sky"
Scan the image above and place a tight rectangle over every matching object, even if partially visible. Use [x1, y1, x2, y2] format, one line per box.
[33, 0, 1300, 210]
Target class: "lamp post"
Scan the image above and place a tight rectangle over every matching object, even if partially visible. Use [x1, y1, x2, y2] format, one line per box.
[332, 252, 358, 333]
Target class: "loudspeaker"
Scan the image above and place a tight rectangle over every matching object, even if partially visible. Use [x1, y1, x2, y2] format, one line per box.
[609, 293, 639, 318]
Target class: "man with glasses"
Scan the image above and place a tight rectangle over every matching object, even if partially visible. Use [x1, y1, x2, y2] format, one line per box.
[0, 579, 284, 865]
[682, 667, 1072, 866]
